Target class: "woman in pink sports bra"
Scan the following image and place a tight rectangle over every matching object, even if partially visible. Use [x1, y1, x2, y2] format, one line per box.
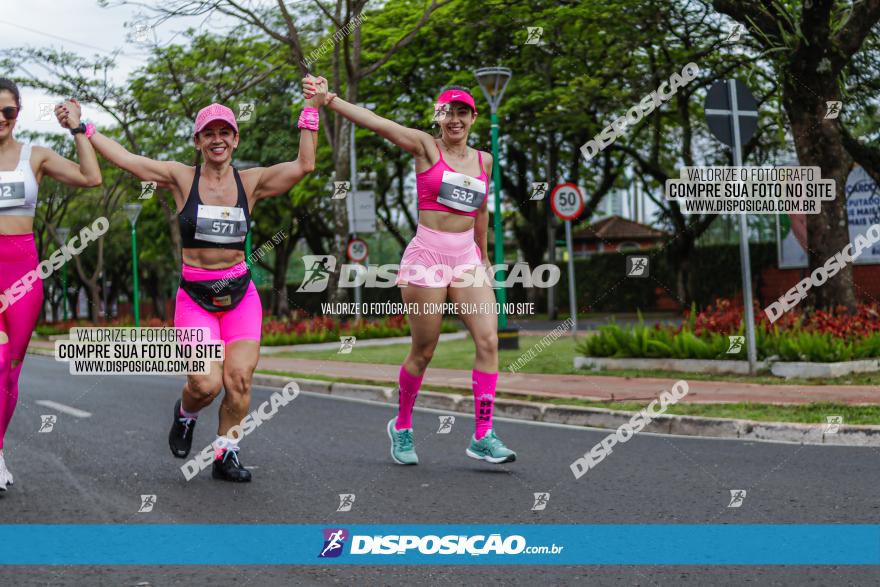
[313, 83, 516, 466]
[0, 79, 102, 491]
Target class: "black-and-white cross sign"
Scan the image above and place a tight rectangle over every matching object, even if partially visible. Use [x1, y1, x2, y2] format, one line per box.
[704, 80, 757, 151]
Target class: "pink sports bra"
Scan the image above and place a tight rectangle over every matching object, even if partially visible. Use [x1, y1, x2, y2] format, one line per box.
[417, 144, 489, 217]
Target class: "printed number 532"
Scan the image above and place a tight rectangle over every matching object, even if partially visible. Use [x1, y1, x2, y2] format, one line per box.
[451, 188, 474, 203]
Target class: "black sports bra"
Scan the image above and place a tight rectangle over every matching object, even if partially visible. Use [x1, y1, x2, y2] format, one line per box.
[178, 165, 251, 251]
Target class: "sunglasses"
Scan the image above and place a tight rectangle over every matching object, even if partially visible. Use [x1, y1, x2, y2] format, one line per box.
[1, 106, 18, 121]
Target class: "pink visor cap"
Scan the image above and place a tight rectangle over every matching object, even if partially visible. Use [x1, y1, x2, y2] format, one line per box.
[193, 103, 238, 136]
[435, 89, 477, 114]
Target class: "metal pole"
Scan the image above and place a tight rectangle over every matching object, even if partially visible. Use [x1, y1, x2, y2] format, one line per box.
[728, 80, 757, 374]
[245, 225, 253, 270]
[61, 261, 68, 321]
[547, 208, 556, 320]
[490, 109, 507, 330]
[102, 271, 108, 321]
[351, 120, 362, 319]
[565, 220, 577, 335]
[546, 155, 556, 321]
[131, 225, 140, 327]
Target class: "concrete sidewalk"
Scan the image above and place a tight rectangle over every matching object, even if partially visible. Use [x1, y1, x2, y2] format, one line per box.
[31, 338, 880, 405]
[258, 357, 880, 405]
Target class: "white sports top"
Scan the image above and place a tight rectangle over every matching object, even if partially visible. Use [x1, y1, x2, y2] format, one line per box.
[0, 144, 38, 217]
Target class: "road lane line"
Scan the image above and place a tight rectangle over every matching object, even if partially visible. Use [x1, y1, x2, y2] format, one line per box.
[35, 400, 92, 418]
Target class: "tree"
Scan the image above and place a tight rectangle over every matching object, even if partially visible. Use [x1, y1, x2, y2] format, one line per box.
[713, 0, 880, 311]
[116, 0, 453, 303]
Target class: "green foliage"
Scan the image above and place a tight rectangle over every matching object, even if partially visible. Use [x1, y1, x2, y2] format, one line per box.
[578, 319, 880, 364]
[554, 242, 778, 312]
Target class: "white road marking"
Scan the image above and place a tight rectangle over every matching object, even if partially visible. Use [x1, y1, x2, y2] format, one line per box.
[35, 400, 92, 418]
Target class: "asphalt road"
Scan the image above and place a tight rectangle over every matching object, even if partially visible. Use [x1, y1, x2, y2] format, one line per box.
[2, 355, 879, 585]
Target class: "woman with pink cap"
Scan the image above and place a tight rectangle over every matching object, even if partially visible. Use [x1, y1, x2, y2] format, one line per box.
[308, 83, 516, 466]
[0, 79, 102, 491]
[59, 77, 326, 482]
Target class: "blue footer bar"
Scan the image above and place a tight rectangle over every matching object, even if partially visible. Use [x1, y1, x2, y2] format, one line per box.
[0, 525, 878, 565]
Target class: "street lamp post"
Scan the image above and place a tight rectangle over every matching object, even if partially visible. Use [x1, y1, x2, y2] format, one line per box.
[124, 203, 142, 326]
[474, 67, 517, 348]
[245, 219, 255, 270]
[55, 227, 71, 321]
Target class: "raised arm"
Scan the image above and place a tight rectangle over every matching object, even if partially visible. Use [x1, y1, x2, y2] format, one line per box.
[88, 132, 186, 187]
[56, 100, 183, 187]
[37, 99, 101, 188]
[249, 76, 323, 201]
[321, 89, 434, 158]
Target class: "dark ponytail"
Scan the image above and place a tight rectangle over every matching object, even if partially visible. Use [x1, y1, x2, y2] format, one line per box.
[0, 78, 21, 111]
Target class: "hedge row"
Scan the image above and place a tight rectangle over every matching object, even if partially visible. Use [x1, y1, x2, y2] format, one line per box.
[263, 243, 779, 314]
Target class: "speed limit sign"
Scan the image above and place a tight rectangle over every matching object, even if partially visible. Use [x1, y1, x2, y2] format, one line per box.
[346, 238, 369, 263]
[550, 183, 585, 221]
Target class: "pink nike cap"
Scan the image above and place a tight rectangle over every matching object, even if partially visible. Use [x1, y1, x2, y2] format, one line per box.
[435, 88, 477, 114]
[193, 103, 238, 136]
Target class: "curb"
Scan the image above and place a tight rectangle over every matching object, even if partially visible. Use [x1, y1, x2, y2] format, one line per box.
[250, 373, 880, 447]
[574, 356, 769, 375]
[28, 346, 54, 358]
[575, 355, 880, 379]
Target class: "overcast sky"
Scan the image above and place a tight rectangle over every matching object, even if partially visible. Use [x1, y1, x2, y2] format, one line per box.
[0, 0, 244, 134]
[0, 1, 650, 223]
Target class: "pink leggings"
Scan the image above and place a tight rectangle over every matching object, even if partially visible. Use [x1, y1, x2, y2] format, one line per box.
[174, 262, 263, 344]
[0, 234, 42, 449]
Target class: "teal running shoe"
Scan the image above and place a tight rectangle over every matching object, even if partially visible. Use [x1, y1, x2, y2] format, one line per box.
[387, 418, 419, 465]
[466, 429, 517, 464]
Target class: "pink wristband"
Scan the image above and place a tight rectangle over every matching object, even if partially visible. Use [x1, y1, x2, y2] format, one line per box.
[298, 107, 319, 131]
[84, 122, 96, 138]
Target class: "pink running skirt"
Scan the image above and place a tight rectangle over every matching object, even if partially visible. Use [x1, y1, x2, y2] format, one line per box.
[396, 224, 482, 288]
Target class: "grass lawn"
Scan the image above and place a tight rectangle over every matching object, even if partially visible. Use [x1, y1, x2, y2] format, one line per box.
[257, 369, 880, 425]
[278, 334, 880, 386]
[276, 334, 585, 375]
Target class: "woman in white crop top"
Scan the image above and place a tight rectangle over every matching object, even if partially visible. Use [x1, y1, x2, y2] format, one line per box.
[0, 78, 101, 491]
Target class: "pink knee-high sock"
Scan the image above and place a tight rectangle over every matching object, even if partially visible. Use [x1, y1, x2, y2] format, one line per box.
[395, 365, 423, 430]
[472, 369, 498, 440]
[0, 361, 19, 450]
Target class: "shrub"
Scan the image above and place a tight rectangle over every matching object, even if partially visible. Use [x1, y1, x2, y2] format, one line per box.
[578, 301, 880, 363]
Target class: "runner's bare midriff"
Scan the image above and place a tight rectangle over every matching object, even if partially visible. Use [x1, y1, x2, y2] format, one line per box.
[182, 248, 246, 270]
[0, 216, 34, 236]
[418, 209, 476, 233]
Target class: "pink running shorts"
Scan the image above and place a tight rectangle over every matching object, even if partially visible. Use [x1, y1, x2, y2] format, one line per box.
[174, 262, 262, 344]
[396, 224, 483, 288]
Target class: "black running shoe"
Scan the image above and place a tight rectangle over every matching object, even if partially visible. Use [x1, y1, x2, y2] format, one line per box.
[212, 448, 252, 482]
[168, 399, 197, 458]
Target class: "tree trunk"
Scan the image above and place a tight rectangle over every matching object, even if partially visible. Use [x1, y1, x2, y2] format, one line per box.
[82, 278, 101, 322]
[783, 78, 856, 311]
[272, 245, 293, 316]
[668, 237, 693, 308]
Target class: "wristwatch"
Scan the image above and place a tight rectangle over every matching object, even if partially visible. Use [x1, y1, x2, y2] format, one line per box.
[70, 122, 96, 138]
